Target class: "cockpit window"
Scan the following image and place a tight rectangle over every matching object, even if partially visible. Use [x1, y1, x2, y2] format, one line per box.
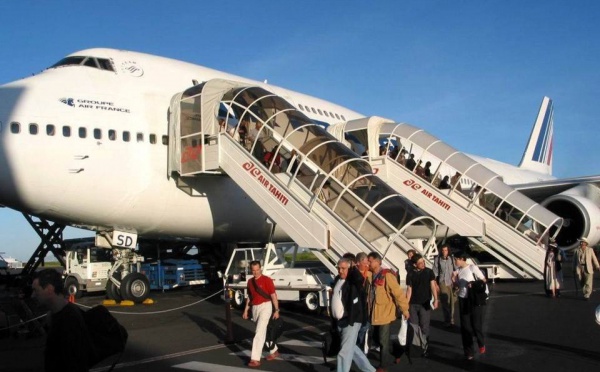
[49, 56, 115, 72]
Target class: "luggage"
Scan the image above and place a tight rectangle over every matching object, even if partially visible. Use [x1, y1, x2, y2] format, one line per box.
[321, 327, 341, 363]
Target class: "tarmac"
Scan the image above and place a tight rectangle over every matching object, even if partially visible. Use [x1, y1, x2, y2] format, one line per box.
[1, 264, 599, 372]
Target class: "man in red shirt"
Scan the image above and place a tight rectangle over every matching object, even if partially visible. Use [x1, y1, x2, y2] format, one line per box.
[242, 260, 280, 367]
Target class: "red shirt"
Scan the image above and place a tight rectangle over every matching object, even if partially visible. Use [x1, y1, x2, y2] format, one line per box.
[247, 275, 275, 306]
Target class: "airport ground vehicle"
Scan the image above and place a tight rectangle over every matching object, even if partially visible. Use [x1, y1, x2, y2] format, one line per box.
[63, 244, 207, 301]
[224, 243, 334, 312]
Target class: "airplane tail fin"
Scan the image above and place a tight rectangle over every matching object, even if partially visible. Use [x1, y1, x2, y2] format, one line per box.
[518, 96, 554, 176]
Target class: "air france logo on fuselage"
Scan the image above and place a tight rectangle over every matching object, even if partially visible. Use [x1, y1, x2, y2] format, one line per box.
[59, 98, 75, 107]
[58, 98, 131, 113]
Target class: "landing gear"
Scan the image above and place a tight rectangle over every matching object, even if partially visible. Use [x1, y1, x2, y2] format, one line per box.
[120, 272, 150, 303]
[106, 280, 122, 302]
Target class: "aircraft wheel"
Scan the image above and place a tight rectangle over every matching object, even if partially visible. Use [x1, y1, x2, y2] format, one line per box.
[304, 292, 320, 312]
[65, 277, 83, 299]
[106, 280, 122, 302]
[121, 273, 150, 303]
[232, 289, 245, 309]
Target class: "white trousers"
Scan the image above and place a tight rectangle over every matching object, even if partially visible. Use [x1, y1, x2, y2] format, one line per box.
[251, 301, 277, 361]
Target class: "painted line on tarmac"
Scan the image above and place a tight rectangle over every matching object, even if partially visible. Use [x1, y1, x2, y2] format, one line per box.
[173, 361, 270, 371]
[90, 323, 322, 371]
[229, 350, 329, 365]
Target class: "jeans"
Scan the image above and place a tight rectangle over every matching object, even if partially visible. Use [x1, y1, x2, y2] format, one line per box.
[337, 321, 375, 372]
[356, 321, 370, 354]
[458, 297, 485, 356]
[409, 303, 432, 338]
[373, 323, 392, 368]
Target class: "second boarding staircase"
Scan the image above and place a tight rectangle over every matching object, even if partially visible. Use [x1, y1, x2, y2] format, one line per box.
[166, 79, 438, 275]
[328, 116, 564, 279]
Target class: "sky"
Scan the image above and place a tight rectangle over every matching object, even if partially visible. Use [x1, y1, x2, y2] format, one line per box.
[0, 1, 599, 261]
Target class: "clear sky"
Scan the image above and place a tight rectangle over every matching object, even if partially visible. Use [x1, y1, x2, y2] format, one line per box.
[1, 1, 599, 261]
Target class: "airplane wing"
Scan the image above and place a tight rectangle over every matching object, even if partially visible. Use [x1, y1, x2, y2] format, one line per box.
[511, 175, 600, 203]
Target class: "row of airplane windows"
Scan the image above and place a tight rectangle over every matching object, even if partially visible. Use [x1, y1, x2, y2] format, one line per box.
[297, 104, 346, 121]
[7, 122, 168, 145]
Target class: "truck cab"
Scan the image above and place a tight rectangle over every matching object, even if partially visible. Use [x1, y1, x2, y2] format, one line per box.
[64, 245, 113, 298]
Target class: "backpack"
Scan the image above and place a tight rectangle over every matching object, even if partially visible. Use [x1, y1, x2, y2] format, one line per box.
[321, 327, 341, 363]
[265, 316, 284, 349]
[81, 305, 128, 369]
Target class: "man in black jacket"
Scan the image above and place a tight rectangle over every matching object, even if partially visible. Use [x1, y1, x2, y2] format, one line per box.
[330, 258, 375, 372]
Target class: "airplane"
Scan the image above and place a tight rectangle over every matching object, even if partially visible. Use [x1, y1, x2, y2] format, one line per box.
[0, 49, 593, 288]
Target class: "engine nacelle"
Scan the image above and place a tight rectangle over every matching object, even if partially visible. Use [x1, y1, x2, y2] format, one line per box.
[541, 184, 600, 250]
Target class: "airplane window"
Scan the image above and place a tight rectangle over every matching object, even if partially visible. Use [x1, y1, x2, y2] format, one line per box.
[335, 114, 340, 120]
[97, 58, 115, 72]
[93, 128, 101, 139]
[49, 56, 114, 72]
[83, 58, 99, 68]
[311, 107, 317, 114]
[123, 131, 131, 142]
[149, 134, 157, 144]
[162, 135, 168, 145]
[298, 104, 305, 111]
[29, 124, 38, 135]
[329, 112, 335, 118]
[62, 126, 71, 137]
[108, 130, 116, 141]
[79, 127, 86, 138]
[10, 122, 20, 134]
[46, 124, 55, 136]
[136, 132, 144, 142]
[50, 56, 85, 68]
[317, 109, 323, 115]
[341, 115, 346, 121]
[323, 111, 329, 117]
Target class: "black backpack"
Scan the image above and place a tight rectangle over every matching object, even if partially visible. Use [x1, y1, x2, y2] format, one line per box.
[265, 316, 284, 349]
[81, 305, 128, 369]
[321, 327, 341, 363]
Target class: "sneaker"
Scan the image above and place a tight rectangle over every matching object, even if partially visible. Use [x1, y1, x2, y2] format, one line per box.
[479, 346, 486, 354]
[248, 360, 261, 368]
[265, 351, 280, 361]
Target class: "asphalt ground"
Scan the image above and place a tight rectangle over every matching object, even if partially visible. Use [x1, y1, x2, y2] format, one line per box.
[1, 268, 599, 372]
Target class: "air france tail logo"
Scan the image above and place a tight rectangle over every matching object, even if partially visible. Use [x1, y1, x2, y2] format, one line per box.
[59, 98, 75, 107]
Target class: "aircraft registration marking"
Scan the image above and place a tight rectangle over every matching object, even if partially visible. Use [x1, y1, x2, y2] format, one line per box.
[242, 162, 289, 206]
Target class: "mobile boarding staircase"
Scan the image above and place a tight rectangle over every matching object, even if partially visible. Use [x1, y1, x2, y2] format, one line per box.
[166, 79, 438, 277]
[327, 116, 563, 279]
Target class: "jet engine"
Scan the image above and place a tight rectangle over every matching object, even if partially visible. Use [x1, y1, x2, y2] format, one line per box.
[541, 184, 600, 250]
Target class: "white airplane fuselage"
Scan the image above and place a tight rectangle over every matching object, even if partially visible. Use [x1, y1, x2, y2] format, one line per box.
[0, 48, 362, 242]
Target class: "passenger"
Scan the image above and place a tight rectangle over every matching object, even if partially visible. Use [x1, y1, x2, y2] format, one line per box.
[32, 268, 93, 372]
[424, 161, 433, 182]
[379, 146, 386, 156]
[288, 150, 300, 175]
[243, 260, 280, 367]
[452, 253, 487, 360]
[218, 118, 226, 133]
[397, 149, 407, 166]
[438, 175, 451, 190]
[432, 244, 457, 327]
[367, 252, 409, 371]
[405, 154, 416, 171]
[389, 146, 398, 160]
[544, 238, 563, 298]
[406, 254, 438, 356]
[415, 160, 425, 178]
[330, 258, 375, 372]
[248, 121, 266, 161]
[572, 237, 600, 300]
[404, 249, 416, 284]
[354, 252, 372, 354]
[263, 149, 281, 173]
[450, 172, 462, 192]
[238, 119, 249, 147]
